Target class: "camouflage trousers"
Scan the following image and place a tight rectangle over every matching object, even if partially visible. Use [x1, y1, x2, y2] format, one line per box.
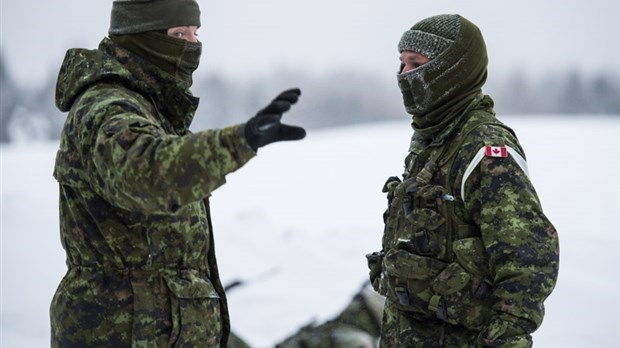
[380, 299, 481, 348]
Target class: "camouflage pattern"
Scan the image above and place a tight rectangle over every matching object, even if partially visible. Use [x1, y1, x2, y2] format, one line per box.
[50, 37, 255, 347]
[276, 283, 385, 348]
[228, 331, 252, 348]
[369, 96, 559, 347]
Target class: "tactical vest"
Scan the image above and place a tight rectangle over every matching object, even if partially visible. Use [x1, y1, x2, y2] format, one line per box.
[376, 111, 518, 331]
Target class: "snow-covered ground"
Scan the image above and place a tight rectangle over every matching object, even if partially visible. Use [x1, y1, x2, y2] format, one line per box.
[1, 116, 619, 347]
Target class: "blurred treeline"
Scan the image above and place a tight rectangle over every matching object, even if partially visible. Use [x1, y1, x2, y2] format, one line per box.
[1, 52, 619, 143]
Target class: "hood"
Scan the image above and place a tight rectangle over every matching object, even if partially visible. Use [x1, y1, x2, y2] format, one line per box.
[55, 43, 143, 113]
[55, 37, 198, 130]
[397, 15, 488, 140]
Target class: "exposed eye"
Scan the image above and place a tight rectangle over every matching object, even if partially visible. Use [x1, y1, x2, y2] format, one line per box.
[173, 32, 184, 38]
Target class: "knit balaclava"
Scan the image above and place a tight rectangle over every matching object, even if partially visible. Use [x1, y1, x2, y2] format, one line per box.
[398, 14, 459, 60]
[109, 0, 201, 35]
[108, 0, 202, 88]
[397, 14, 488, 140]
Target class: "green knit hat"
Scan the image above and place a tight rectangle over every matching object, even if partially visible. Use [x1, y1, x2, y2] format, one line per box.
[109, 0, 201, 35]
[398, 14, 461, 59]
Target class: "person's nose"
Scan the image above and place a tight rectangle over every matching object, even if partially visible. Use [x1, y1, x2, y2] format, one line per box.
[187, 33, 198, 43]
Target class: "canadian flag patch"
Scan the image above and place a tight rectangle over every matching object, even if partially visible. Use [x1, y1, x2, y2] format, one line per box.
[485, 145, 508, 158]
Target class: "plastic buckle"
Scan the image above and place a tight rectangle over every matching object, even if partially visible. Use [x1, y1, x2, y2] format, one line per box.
[395, 286, 410, 306]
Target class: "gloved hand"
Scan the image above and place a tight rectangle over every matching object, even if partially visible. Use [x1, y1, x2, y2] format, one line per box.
[365, 251, 384, 293]
[244, 88, 306, 151]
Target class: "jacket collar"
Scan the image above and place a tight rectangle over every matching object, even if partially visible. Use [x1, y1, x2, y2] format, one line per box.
[98, 37, 199, 132]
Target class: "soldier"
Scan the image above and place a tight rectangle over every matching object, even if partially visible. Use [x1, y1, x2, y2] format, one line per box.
[366, 14, 559, 347]
[275, 281, 385, 348]
[50, 0, 305, 346]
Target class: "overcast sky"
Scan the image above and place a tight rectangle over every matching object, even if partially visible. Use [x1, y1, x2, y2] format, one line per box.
[1, 0, 619, 88]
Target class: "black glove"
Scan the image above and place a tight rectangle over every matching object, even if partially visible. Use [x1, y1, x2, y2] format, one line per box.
[244, 88, 306, 151]
[366, 251, 384, 293]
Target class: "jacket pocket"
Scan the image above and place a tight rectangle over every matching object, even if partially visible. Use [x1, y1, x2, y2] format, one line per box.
[163, 271, 222, 348]
[383, 249, 448, 317]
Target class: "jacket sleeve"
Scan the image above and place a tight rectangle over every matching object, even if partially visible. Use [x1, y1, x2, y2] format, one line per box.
[461, 144, 559, 347]
[88, 93, 256, 214]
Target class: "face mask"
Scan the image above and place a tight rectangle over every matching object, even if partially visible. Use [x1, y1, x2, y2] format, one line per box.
[397, 65, 430, 116]
[111, 31, 202, 88]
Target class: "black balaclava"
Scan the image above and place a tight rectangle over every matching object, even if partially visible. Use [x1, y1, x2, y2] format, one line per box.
[108, 0, 202, 88]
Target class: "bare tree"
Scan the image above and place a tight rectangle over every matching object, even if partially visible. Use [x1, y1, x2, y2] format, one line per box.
[0, 53, 20, 143]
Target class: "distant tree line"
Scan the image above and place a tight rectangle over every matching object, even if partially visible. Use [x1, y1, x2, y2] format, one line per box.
[1, 53, 60, 143]
[487, 69, 620, 115]
[1, 52, 619, 143]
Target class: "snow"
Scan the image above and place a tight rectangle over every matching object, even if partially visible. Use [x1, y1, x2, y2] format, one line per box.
[1, 116, 619, 347]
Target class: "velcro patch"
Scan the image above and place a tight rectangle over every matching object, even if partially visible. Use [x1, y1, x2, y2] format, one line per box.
[485, 145, 508, 158]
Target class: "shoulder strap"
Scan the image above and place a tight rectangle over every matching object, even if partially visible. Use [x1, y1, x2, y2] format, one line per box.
[435, 111, 534, 204]
[435, 111, 516, 195]
[459, 145, 529, 203]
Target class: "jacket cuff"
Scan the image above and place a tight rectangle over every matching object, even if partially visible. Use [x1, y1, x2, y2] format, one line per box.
[218, 123, 256, 162]
[478, 315, 532, 347]
[233, 123, 256, 156]
[478, 334, 532, 348]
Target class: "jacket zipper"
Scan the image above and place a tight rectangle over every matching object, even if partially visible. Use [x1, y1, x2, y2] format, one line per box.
[143, 226, 154, 267]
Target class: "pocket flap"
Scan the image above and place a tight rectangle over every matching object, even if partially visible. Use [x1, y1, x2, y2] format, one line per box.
[452, 237, 489, 276]
[163, 271, 219, 299]
[384, 249, 448, 280]
[432, 262, 471, 295]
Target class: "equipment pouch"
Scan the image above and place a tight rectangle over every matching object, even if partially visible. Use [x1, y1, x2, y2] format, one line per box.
[383, 248, 448, 317]
[431, 237, 494, 331]
[453, 237, 489, 277]
[402, 208, 445, 256]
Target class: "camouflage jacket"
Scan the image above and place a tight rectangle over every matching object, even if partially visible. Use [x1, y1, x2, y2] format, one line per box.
[50, 37, 255, 347]
[375, 96, 559, 347]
